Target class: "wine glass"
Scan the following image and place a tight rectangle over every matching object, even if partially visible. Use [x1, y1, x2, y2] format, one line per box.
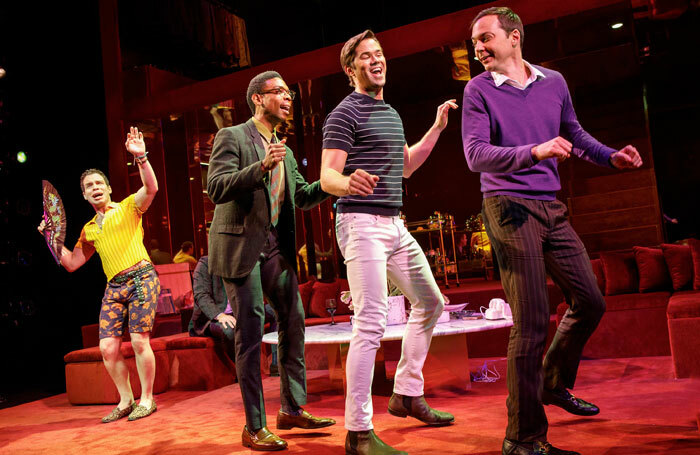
[325, 298, 337, 325]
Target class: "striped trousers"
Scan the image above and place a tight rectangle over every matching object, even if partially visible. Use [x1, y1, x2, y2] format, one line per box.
[482, 195, 605, 443]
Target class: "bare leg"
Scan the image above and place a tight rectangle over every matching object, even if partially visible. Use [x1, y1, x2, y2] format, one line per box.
[100, 336, 133, 409]
[130, 331, 155, 407]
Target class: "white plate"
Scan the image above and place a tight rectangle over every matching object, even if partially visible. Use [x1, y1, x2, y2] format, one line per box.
[444, 303, 468, 312]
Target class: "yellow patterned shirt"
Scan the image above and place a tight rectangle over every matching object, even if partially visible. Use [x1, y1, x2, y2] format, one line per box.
[75, 194, 151, 281]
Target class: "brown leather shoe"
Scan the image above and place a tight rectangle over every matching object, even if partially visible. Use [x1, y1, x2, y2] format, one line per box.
[241, 426, 287, 451]
[345, 430, 407, 455]
[277, 409, 336, 430]
[502, 438, 581, 455]
[387, 393, 454, 426]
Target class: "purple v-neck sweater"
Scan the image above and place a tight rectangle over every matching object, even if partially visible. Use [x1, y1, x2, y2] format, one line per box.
[461, 65, 615, 200]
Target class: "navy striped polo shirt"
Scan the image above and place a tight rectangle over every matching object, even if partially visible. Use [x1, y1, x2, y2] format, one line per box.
[322, 91, 405, 215]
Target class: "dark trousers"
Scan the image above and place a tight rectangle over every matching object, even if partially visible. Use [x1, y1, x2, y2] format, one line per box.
[482, 196, 605, 442]
[223, 229, 307, 431]
[207, 321, 236, 362]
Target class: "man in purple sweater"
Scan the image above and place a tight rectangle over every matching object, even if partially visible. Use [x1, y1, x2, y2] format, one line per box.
[463, 7, 642, 455]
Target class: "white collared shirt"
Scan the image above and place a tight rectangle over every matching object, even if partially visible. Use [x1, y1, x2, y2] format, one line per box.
[491, 60, 546, 90]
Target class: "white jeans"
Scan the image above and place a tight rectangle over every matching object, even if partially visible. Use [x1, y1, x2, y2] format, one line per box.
[336, 212, 445, 431]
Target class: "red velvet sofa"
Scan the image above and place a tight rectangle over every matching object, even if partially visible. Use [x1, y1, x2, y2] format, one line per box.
[555, 240, 700, 375]
[64, 311, 236, 404]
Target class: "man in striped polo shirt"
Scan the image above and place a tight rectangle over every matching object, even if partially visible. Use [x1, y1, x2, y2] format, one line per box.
[320, 30, 458, 455]
[39, 127, 160, 423]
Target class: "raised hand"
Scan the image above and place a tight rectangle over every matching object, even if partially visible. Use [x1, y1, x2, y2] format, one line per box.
[434, 99, 459, 131]
[37, 218, 48, 234]
[347, 168, 379, 196]
[610, 145, 643, 169]
[532, 136, 572, 162]
[262, 137, 287, 171]
[124, 126, 146, 157]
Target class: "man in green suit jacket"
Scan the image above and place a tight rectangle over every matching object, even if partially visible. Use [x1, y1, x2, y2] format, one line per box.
[207, 71, 335, 451]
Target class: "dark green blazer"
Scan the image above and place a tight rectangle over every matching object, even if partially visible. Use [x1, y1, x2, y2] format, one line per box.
[207, 118, 328, 279]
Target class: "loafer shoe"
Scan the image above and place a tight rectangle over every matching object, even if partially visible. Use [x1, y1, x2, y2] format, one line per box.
[503, 439, 580, 455]
[127, 401, 157, 421]
[542, 387, 599, 416]
[101, 402, 134, 423]
[242, 426, 287, 451]
[345, 430, 407, 455]
[388, 393, 454, 426]
[276, 409, 336, 430]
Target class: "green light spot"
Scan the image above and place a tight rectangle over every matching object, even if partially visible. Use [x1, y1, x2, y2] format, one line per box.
[17, 151, 27, 163]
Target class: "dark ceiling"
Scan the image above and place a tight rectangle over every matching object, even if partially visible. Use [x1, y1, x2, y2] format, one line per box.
[118, 0, 489, 80]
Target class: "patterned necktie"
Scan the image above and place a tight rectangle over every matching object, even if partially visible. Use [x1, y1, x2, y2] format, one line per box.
[269, 134, 282, 226]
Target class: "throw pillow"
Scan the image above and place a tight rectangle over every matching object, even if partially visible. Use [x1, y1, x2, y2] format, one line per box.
[600, 251, 639, 296]
[661, 243, 693, 291]
[633, 246, 671, 293]
[309, 280, 340, 318]
[590, 258, 606, 295]
[687, 238, 700, 290]
[297, 277, 315, 316]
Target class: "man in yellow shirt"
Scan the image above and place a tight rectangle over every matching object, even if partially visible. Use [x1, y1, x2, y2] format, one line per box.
[173, 241, 197, 271]
[39, 127, 159, 423]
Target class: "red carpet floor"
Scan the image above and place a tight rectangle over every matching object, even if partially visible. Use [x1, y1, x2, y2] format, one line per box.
[1, 356, 699, 455]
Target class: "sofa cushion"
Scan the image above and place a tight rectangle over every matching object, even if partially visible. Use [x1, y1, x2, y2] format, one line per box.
[166, 335, 216, 350]
[309, 280, 341, 317]
[590, 259, 606, 295]
[602, 291, 670, 312]
[298, 276, 316, 315]
[633, 246, 671, 293]
[667, 290, 700, 319]
[64, 338, 167, 363]
[600, 251, 639, 296]
[662, 243, 693, 291]
[688, 238, 700, 290]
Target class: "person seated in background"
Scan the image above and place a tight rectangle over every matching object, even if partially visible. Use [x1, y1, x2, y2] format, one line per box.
[173, 241, 197, 271]
[148, 239, 173, 265]
[189, 255, 236, 360]
[189, 255, 278, 374]
[450, 232, 470, 260]
[298, 242, 332, 279]
[470, 219, 492, 260]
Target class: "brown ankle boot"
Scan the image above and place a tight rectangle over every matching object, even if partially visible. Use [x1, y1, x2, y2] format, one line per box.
[387, 393, 454, 426]
[345, 430, 407, 455]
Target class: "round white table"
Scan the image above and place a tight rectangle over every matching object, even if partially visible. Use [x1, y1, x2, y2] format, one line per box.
[263, 317, 513, 392]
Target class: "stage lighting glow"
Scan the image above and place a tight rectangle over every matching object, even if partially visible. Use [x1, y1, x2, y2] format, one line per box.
[17, 151, 27, 163]
[0, 67, 6, 79]
[611, 22, 623, 29]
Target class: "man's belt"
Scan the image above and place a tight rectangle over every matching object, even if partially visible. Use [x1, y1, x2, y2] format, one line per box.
[111, 262, 154, 284]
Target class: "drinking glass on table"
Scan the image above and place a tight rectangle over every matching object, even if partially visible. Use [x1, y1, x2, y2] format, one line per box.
[325, 298, 337, 325]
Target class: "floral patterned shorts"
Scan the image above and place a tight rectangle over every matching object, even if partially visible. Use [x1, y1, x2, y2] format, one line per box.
[99, 264, 160, 339]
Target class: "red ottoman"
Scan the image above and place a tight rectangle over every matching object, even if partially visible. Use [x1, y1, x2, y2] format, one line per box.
[667, 290, 700, 379]
[64, 338, 169, 405]
[164, 333, 236, 390]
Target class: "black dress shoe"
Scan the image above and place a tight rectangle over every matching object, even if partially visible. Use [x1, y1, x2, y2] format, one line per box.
[387, 393, 454, 426]
[542, 387, 599, 416]
[502, 439, 580, 455]
[241, 426, 287, 451]
[345, 430, 407, 455]
[276, 409, 336, 430]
